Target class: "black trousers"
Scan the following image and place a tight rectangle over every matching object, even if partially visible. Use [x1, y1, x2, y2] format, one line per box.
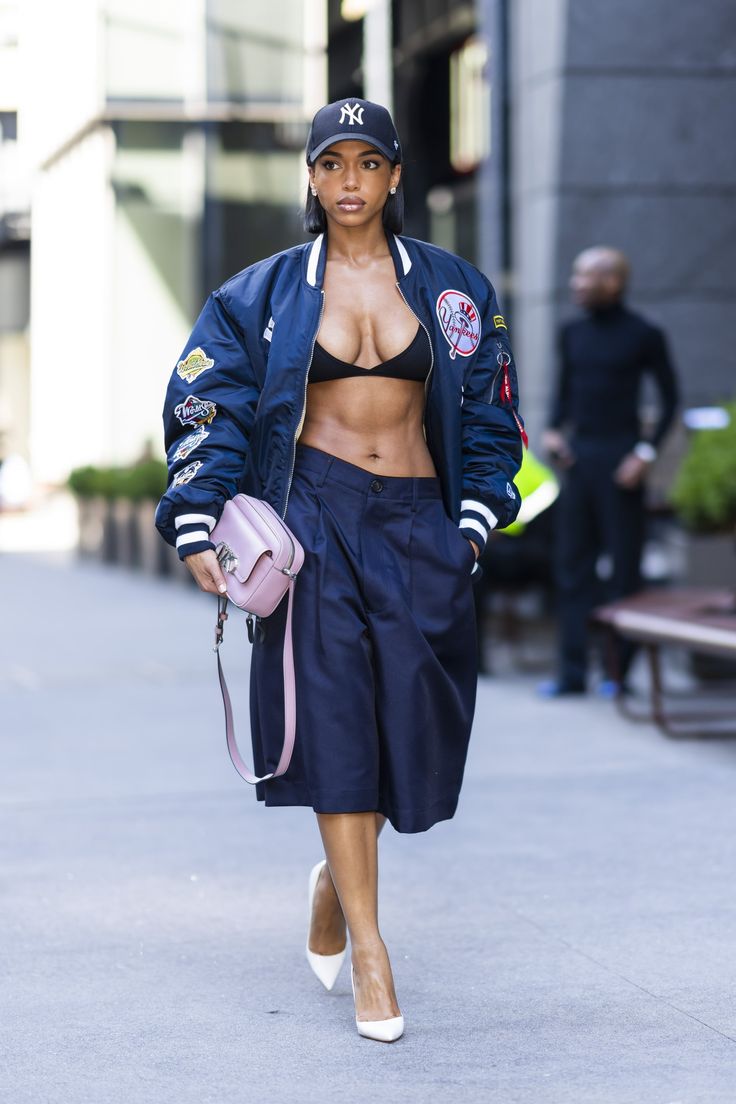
[555, 438, 644, 688]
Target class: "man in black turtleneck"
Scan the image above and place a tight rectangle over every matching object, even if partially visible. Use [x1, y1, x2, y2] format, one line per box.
[539, 246, 679, 696]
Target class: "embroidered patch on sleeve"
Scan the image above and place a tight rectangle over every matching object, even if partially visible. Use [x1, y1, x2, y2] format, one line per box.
[174, 395, 217, 427]
[173, 425, 209, 461]
[176, 347, 214, 384]
[493, 314, 507, 330]
[172, 460, 203, 486]
[435, 290, 481, 359]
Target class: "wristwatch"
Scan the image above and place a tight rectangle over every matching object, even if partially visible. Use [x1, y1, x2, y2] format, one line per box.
[633, 441, 657, 463]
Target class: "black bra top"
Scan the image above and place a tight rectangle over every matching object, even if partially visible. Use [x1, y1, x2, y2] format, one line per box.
[309, 325, 430, 384]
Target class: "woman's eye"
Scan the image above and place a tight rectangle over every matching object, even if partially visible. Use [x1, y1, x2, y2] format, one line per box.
[362, 159, 380, 169]
[321, 159, 338, 170]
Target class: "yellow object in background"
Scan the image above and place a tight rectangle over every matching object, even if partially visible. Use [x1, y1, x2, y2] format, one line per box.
[503, 449, 559, 537]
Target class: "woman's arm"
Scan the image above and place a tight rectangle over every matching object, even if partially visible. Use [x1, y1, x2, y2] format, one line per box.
[155, 289, 261, 563]
[458, 274, 525, 557]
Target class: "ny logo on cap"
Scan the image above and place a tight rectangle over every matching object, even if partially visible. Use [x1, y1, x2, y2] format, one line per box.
[339, 102, 364, 126]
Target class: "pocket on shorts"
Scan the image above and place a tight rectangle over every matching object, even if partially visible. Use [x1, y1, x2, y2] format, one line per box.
[443, 510, 477, 574]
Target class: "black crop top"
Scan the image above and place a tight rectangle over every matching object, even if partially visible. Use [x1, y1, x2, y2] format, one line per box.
[309, 325, 430, 384]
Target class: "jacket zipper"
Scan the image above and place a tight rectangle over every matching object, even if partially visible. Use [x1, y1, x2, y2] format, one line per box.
[492, 348, 528, 446]
[488, 364, 503, 404]
[395, 282, 434, 438]
[487, 341, 506, 404]
[282, 289, 325, 520]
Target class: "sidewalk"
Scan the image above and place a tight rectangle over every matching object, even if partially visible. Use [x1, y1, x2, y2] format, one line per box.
[2, 551, 736, 1103]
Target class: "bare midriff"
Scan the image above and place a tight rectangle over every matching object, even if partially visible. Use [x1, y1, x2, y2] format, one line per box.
[297, 254, 437, 478]
[299, 376, 436, 477]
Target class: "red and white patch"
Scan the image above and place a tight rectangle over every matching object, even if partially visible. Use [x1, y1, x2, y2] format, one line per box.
[435, 289, 481, 359]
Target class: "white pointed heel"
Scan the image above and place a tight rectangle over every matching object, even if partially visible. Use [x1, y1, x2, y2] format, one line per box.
[305, 860, 347, 991]
[351, 965, 404, 1042]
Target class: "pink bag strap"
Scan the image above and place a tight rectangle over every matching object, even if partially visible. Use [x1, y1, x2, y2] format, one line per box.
[213, 582, 297, 785]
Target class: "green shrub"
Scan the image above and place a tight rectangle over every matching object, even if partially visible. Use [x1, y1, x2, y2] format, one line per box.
[117, 460, 168, 502]
[67, 465, 117, 498]
[67, 458, 167, 502]
[671, 401, 736, 532]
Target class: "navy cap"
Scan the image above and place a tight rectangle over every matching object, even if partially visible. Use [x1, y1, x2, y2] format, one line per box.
[306, 98, 402, 164]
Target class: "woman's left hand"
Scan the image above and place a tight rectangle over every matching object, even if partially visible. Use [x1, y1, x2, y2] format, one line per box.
[469, 539, 480, 560]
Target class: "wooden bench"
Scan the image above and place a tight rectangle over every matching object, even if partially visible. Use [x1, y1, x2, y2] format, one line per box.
[592, 588, 736, 737]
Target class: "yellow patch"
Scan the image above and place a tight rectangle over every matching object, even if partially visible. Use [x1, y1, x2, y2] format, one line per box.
[176, 347, 214, 384]
[493, 314, 507, 330]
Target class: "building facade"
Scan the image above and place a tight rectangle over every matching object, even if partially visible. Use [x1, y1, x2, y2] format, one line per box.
[331, 0, 735, 487]
[0, 2, 30, 469]
[20, 0, 324, 484]
[4, 0, 735, 488]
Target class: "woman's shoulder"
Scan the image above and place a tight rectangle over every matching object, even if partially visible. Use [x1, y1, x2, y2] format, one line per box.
[216, 241, 311, 305]
[399, 235, 492, 292]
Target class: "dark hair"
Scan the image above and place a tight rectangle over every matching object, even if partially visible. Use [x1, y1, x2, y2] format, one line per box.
[302, 172, 405, 235]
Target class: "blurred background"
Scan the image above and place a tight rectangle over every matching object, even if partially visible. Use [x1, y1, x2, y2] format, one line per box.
[0, 0, 734, 598]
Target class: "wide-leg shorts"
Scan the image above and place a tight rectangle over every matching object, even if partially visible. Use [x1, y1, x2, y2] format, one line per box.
[249, 443, 478, 833]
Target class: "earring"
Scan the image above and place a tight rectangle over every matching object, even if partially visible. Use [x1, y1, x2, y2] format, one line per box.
[389, 186, 397, 195]
[311, 187, 317, 196]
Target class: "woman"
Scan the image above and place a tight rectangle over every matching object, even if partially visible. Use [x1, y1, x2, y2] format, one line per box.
[155, 98, 524, 1042]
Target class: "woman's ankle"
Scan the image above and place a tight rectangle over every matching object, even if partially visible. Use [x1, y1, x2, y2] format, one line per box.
[350, 936, 388, 960]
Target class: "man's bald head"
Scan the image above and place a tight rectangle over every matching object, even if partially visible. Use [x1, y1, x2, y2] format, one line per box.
[569, 246, 630, 309]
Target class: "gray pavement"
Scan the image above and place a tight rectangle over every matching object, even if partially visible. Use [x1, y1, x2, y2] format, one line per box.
[2, 551, 736, 1104]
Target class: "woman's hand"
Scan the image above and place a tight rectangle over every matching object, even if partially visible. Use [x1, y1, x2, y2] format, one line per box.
[469, 539, 480, 560]
[183, 548, 228, 594]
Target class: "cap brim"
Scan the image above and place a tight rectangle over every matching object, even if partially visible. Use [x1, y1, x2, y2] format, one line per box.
[308, 132, 398, 163]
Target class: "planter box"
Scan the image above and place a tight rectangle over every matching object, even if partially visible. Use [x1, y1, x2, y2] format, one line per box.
[110, 498, 140, 568]
[685, 531, 735, 588]
[76, 496, 107, 558]
[136, 500, 170, 576]
[74, 492, 198, 587]
[684, 530, 736, 679]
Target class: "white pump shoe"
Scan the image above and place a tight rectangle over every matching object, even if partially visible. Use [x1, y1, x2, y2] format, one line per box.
[351, 965, 404, 1042]
[305, 860, 347, 991]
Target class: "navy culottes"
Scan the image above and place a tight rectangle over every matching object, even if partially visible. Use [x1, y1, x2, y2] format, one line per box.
[249, 444, 478, 833]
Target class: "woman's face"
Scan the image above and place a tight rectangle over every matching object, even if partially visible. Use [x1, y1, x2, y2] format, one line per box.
[308, 139, 401, 228]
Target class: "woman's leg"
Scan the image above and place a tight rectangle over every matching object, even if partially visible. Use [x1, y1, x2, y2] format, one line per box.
[308, 814, 387, 956]
[314, 811, 400, 1020]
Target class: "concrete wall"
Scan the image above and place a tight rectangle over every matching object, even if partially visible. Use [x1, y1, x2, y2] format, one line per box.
[509, 0, 568, 441]
[28, 124, 199, 484]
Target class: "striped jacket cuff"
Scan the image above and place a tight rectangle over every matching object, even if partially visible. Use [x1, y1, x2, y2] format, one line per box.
[459, 498, 498, 552]
[175, 512, 217, 560]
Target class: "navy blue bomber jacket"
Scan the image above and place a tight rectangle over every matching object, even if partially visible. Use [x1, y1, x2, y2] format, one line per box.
[155, 232, 525, 563]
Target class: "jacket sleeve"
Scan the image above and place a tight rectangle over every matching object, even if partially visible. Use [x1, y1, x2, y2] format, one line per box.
[640, 325, 679, 451]
[458, 274, 526, 549]
[154, 289, 261, 559]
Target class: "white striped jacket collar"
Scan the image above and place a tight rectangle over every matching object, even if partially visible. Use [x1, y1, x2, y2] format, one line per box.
[305, 232, 412, 288]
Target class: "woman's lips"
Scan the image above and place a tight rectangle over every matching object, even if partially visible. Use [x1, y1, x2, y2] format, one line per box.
[337, 199, 365, 210]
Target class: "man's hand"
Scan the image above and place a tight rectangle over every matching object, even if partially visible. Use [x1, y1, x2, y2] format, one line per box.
[183, 548, 228, 594]
[541, 428, 576, 469]
[613, 452, 650, 490]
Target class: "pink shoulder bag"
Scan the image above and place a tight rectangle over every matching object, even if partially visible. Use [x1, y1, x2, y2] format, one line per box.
[210, 495, 305, 785]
